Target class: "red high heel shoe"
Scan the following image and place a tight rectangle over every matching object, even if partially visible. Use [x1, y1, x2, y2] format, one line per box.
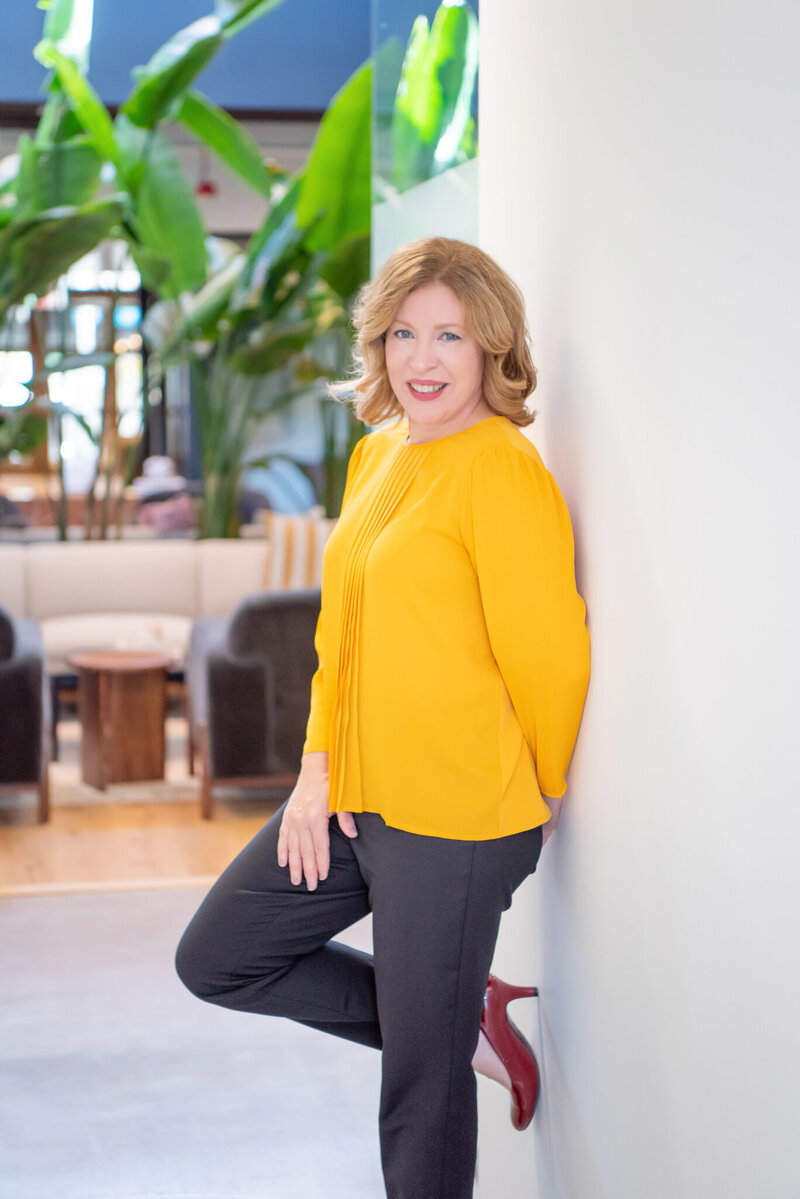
[480, 974, 540, 1131]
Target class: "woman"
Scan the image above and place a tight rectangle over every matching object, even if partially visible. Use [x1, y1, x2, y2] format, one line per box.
[176, 237, 590, 1199]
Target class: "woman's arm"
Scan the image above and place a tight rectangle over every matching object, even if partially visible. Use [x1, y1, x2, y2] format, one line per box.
[468, 443, 591, 809]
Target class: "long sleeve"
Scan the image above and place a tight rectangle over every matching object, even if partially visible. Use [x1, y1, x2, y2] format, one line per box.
[302, 432, 368, 755]
[467, 443, 590, 799]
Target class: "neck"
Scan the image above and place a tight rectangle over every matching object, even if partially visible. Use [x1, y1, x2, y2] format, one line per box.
[405, 399, 494, 445]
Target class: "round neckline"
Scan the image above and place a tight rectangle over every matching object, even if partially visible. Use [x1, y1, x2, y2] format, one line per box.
[398, 414, 506, 447]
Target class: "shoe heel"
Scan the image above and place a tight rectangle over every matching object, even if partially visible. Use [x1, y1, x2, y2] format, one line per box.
[487, 975, 539, 1007]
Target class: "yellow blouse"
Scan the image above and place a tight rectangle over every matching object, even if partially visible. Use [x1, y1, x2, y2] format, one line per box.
[303, 414, 590, 840]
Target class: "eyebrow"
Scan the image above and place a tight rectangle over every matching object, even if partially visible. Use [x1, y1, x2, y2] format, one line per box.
[389, 320, 466, 330]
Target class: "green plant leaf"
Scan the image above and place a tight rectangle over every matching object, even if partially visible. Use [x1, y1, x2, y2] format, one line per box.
[39, 0, 94, 71]
[230, 177, 302, 312]
[0, 408, 48, 459]
[230, 318, 319, 375]
[216, 0, 286, 37]
[119, 233, 173, 294]
[121, 17, 224, 129]
[296, 61, 371, 252]
[318, 233, 370, 303]
[177, 90, 273, 195]
[36, 44, 120, 167]
[10, 136, 38, 217]
[142, 252, 246, 360]
[115, 120, 207, 297]
[30, 139, 102, 211]
[0, 198, 125, 320]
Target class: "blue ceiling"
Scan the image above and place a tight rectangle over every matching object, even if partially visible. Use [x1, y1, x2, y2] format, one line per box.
[0, 0, 371, 110]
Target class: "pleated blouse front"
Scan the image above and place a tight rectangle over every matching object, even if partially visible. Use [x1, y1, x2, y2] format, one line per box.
[303, 414, 591, 841]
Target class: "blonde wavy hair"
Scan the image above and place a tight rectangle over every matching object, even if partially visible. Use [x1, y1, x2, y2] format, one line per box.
[338, 236, 537, 428]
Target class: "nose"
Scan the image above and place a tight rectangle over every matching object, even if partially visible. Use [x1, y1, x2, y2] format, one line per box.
[407, 336, 440, 373]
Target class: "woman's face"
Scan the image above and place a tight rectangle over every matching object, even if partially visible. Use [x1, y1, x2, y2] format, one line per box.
[384, 282, 490, 442]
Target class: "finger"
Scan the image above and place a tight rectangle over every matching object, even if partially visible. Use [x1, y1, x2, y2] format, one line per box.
[337, 811, 358, 839]
[277, 822, 288, 868]
[298, 825, 319, 891]
[311, 821, 330, 882]
[287, 830, 304, 888]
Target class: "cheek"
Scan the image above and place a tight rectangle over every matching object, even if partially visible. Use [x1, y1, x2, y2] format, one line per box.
[455, 346, 484, 391]
[384, 341, 403, 378]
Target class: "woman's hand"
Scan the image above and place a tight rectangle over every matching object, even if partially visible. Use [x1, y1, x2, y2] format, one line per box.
[277, 752, 357, 890]
[541, 795, 564, 846]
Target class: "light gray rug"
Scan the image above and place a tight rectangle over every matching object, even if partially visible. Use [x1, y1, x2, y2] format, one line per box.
[0, 887, 383, 1199]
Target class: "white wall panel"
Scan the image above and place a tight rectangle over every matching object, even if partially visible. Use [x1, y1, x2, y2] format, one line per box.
[478, 2, 800, 1196]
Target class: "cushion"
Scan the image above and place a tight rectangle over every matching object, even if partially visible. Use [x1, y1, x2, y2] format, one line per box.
[42, 613, 192, 675]
[194, 539, 270, 617]
[0, 545, 27, 617]
[260, 510, 337, 590]
[0, 607, 15, 661]
[25, 541, 198, 620]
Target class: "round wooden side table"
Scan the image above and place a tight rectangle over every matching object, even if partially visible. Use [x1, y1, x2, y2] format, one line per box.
[67, 650, 176, 790]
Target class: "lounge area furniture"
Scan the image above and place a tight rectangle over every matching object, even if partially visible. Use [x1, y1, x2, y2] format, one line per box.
[185, 589, 321, 819]
[0, 539, 270, 676]
[0, 606, 50, 822]
[68, 649, 176, 789]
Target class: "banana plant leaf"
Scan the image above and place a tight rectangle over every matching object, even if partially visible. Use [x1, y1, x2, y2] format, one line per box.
[115, 118, 207, 297]
[142, 252, 247, 361]
[36, 44, 120, 168]
[296, 61, 371, 252]
[38, 0, 94, 71]
[229, 177, 303, 313]
[319, 233, 371, 304]
[27, 139, 102, 212]
[119, 230, 173, 294]
[0, 197, 125, 320]
[0, 408, 47, 458]
[230, 318, 320, 375]
[177, 91, 273, 196]
[216, 0, 286, 37]
[122, 17, 224, 129]
[391, 2, 478, 193]
[10, 136, 38, 218]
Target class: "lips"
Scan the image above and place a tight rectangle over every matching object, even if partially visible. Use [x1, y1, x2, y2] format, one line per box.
[407, 381, 446, 397]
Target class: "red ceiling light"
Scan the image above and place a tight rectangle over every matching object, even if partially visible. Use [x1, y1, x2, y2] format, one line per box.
[194, 146, 219, 196]
[195, 179, 219, 196]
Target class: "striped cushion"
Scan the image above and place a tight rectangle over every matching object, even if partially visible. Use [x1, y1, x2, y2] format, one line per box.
[260, 509, 337, 590]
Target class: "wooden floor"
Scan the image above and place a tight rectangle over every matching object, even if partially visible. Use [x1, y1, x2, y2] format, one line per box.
[0, 712, 283, 895]
[0, 797, 281, 896]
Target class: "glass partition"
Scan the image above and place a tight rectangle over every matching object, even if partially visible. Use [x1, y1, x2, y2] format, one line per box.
[371, 0, 479, 267]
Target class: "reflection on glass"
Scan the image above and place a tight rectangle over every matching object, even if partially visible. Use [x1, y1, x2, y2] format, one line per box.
[373, 0, 479, 202]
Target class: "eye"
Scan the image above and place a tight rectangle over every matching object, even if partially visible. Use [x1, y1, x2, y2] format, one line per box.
[392, 328, 412, 339]
[440, 331, 460, 342]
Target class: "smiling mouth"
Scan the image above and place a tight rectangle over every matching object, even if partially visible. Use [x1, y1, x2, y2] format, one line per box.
[408, 382, 446, 395]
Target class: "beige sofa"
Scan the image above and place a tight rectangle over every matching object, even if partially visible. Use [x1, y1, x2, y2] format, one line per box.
[0, 539, 270, 675]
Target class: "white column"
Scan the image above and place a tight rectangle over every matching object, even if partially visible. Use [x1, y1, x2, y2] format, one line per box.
[478, 2, 800, 1196]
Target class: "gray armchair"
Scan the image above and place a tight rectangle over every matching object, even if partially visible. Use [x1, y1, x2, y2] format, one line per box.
[185, 589, 321, 818]
[0, 607, 50, 822]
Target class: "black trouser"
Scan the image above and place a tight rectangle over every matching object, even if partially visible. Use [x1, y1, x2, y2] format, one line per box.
[175, 805, 542, 1199]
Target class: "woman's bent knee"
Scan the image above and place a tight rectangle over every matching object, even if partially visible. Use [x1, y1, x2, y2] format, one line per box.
[174, 925, 222, 1001]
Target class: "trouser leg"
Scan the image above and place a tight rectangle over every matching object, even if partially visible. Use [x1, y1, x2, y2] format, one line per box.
[175, 802, 381, 1048]
[352, 815, 543, 1199]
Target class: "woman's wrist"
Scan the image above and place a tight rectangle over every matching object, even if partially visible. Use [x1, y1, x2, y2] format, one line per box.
[300, 751, 329, 781]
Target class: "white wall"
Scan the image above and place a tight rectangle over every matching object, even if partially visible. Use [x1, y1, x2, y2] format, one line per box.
[478, 2, 800, 1197]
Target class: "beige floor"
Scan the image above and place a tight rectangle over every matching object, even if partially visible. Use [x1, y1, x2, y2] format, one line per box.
[0, 714, 282, 895]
